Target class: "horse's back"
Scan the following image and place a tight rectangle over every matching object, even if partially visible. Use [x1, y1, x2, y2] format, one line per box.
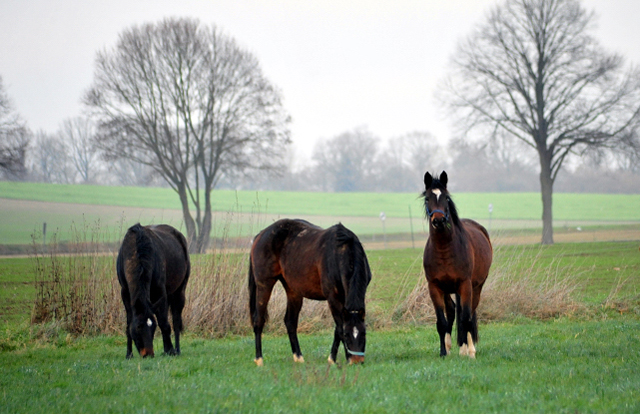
[251, 219, 365, 301]
[461, 219, 493, 284]
[147, 225, 190, 294]
[119, 224, 189, 295]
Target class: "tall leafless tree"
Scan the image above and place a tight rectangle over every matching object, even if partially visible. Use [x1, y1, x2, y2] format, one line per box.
[440, 0, 640, 244]
[312, 127, 379, 192]
[85, 18, 291, 252]
[0, 75, 29, 180]
[30, 131, 74, 184]
[58, 117, 101, 183]
[376, 131, 443, 192]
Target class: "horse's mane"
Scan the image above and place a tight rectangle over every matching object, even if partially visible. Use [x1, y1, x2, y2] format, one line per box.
[421, 174, 462, 229]
[335, 224, 370, 312]
[128, 223, 155, 313]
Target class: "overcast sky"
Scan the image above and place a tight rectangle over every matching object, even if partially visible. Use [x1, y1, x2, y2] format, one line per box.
[1, 0, 639, 160]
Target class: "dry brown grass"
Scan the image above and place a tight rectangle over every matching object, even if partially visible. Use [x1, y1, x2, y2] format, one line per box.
[395, 245, 583, 324]
[31, 217, 334, 338]
[31, 220, 123, 335]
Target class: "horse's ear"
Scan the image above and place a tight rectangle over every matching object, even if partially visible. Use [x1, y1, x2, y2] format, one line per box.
[440, 171, 448, 189]
[424, 172, 433, 189]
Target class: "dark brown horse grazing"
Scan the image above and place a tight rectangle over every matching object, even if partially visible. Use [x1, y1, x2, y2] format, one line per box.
[249, 219, 371, 366]
[422, 171, 492, 358]
[117, 223, 190, 359]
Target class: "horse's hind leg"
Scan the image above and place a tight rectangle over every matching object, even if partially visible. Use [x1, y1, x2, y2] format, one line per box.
[168, 285, 187, 355]
[284, 292, 304, 363]
[252, 279, 276, 366]
[153, 296, 176, 355]
[428, 282, 450, 357]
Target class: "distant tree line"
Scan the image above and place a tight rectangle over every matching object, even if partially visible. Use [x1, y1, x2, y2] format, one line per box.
[234, 126, 640, 194]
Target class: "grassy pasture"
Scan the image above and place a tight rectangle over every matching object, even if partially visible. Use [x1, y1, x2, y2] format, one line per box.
[1, 181, 640, 246]
[1, 239, 640, 412]
[3, 181, 640, 220]
[1, 182, 640, 411]
[1, 318, 639, 413]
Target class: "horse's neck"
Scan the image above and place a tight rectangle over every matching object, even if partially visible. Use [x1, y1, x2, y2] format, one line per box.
[429, 226, 462, 249]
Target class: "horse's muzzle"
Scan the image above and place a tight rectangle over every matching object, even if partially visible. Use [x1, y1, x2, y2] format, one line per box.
[431, 216, 447, 229]
[140, 348, 155, 358]
[349, 355, 365, 364]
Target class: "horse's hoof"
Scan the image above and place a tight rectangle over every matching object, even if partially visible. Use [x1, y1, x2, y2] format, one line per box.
[445, 333, 452, 355]
[459, 344, 469, 356]
[254, 357, 264, 367]
[467, 333, 476, 359]
[293, 354, 305, 363]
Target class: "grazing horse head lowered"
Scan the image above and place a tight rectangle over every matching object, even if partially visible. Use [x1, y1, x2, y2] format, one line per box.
[116, 223, 190, 359]
[248, 219, 371, 366]
[422, 171, 493, 358]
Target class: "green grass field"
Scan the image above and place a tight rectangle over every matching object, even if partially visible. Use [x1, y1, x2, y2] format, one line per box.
[1, 182, 640, 412]
[1, 318, 639, 413]
[1, 239, 640, 412]
[3, 181, 640, 220]
[2, 181, 640, 246]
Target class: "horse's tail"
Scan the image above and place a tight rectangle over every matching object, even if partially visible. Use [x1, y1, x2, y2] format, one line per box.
[125, 223, 154, 306]
[247, 257, 268, 326]
[336, 224, 371, 312]
[248, 259, 257, 325]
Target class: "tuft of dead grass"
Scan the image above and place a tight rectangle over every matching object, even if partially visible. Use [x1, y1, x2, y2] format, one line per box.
[30, 214, 335, 338]
[396, 245, 584, 324]
[31, 219, 123, 335]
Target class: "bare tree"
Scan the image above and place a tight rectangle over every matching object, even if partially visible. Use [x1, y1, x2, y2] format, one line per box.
[30, 131, 74, 184]
[376, 131, 443, 192]
[85, 18, 291, 252]
[312, 127, 379, 192]
[0, 75, 29, 180]
[440, 0, 640, 244]
[58, 117, 102, 183]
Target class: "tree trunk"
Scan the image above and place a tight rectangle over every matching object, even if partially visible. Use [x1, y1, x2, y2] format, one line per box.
[539, 152, 554, 245]
[177, 184, 198, 252]
[194, 188, 212, 253]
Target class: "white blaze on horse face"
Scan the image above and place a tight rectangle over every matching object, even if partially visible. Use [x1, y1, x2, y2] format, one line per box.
[147, 318, 153, 327]
[353, 326, 359, 339]
[432, 188, 441, 202]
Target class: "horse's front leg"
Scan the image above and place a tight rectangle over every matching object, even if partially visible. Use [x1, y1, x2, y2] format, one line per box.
[284, 293, 304, 363]
[326, 299, 345, 364]
[428, 282, 450, 357]
[153, 297, 175, 355]
[457, 280, 476, 358]
[121, 288, 134, 359]
[328, 327, 341, 365]
[444, 293, 456, 355]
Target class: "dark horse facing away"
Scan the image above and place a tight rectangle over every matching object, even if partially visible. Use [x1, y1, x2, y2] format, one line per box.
[422, 172, 493, 358]
[116, 224, 190, 359]
[249, 219, 372, 366]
